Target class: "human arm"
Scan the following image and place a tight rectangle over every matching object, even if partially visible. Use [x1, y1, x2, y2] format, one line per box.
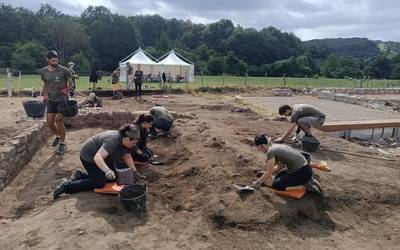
[41, 80, 49, 101]
[274, 123, 297, 143]
[252, 158, 276, 188]
[122, 153, 137, 172]
[93, 147, 113, 173]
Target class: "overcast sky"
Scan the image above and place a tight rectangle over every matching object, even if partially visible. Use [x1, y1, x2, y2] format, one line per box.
[3, 0, 400, 41]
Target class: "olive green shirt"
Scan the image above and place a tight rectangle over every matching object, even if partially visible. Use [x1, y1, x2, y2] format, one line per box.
[80, 131, 130, 164]
[150, 106, 173, 122]
[266, 145, 308, 174]
[41, 65, 72, 102]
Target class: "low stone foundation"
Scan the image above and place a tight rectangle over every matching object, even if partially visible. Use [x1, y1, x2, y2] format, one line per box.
[319, 91, 400, 112]
[0, 122, 51, 190]
[0, 108, 135, 191]
[309, 87, 400, 96]
[65, 108, 135, 129]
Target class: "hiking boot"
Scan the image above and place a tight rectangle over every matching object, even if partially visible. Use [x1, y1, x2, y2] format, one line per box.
[56, 143, 68, 155]
[305, 177, 322, 194]
[51, 137, 61, 147]
[53, 178, 69, 200]
[71, 170, 87, 182]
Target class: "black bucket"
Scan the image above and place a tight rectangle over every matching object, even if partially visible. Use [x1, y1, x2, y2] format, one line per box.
[302, 136, 320, 152]
[301, 152, 312, 164]
[119, 184, 148, 213]
[22, 100, 47, 118]
[57, 99, 78, 117]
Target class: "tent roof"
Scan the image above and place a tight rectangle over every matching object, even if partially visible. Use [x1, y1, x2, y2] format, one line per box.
[121, 48, 157, 65]
[158, 50, 193, 66]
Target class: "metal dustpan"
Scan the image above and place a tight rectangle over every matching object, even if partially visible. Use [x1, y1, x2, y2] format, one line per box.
[233, 184, 255, 193]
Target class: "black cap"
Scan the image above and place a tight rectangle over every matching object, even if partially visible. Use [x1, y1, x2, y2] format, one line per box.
[46, 50, 59, 59]
[254, 133, 270, 146]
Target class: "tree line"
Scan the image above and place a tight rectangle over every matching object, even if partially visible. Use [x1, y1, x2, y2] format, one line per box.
[1, 3, 400, 79]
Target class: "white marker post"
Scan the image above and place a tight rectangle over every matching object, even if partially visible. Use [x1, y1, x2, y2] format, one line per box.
[6, 68, 12, 97]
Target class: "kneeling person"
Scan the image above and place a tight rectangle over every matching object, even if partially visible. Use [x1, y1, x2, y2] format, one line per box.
[53, 124, 140, 199]
[78, 92, 103, 109]
[252, 133, 321, 193]
[149, 105, 174, 136]
[275, 104, 325, 143]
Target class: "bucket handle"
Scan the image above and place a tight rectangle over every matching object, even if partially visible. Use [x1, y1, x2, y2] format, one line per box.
[62, 95, 72, 114]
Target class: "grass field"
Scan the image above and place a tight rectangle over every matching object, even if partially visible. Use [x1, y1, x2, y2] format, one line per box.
[1, 74, 399, 91]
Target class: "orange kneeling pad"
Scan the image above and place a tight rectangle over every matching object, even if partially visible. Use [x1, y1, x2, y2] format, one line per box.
[273, 189, 306, 199]
[94, 182, 123, 194]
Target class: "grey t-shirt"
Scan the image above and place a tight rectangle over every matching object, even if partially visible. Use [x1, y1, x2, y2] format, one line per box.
[290, 104, 325, 123]
[40, 65, 72, 102]
[150, 106, 173, 122]
[80, 131, 129, 164]
[266, 145, 308, 173]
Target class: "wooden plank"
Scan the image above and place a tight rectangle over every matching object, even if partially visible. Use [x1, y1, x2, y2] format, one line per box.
[320, 119, 400, 132]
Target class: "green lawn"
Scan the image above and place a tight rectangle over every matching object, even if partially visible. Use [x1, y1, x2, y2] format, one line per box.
[1, 74, 399, 91]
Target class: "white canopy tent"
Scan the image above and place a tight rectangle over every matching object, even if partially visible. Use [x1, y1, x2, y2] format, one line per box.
[155, 50, 195, 83]
[119, 48, 157, 83]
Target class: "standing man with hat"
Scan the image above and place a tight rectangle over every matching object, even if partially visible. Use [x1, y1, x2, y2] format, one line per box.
[67, 62, 78, 97]
[41, 50, 74, 155]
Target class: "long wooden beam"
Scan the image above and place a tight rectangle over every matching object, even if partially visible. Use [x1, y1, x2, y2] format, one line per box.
[320, 119, 400, 132]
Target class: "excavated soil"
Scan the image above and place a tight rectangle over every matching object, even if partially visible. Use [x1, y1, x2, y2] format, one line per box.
[0, 95, 400, 250]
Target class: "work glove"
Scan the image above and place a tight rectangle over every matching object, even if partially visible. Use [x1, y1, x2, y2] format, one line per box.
[105, 170, 116, 180]
[251, 180, 261, 189]
[60, 87, 69, 96]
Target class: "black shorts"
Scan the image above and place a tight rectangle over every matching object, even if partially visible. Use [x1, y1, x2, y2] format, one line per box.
[47, 101, 63, 114]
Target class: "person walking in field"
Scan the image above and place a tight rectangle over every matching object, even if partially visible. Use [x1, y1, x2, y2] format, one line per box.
[41, 50, 74, 155]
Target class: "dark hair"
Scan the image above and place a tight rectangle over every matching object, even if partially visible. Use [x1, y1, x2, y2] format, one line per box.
[118, 124, 137, 138]
[278, 104, 292, 115]
[254, 133, 270, 146]
[46, 50, 59, 59]
[135, 114, 154, 125]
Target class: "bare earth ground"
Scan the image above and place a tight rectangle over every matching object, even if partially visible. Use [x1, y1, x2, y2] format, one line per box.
[1, 95, 400, 250]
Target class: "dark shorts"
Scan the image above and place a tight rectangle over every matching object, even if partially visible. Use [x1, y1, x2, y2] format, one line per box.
[47, 101, 63, 114]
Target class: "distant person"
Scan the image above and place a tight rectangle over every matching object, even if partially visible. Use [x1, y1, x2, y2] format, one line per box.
[96, 70, 102, 81]
[252, 133, 321, 193]
[149, 105, 174, 137]
[162, 72, 166, 83]
[275, 104, 326, 143]
[78, 92, 103, 109]
[40, 50, 73, 155]
[89, 68, 98, 89]
[109, 66, 123, 99]
[67, 62, 78, 97]
[134, 64, 144, 98]
[53, 124, 140, 199]
[126, 62, 134, 90]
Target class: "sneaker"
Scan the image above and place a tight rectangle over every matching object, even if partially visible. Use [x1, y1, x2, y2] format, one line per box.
[51, 137, 61, 147]
[56, 143, 68, 155]
[305, 177, 322, 194]
[71, 170, 87, 182]
[53, 178, 69, 200]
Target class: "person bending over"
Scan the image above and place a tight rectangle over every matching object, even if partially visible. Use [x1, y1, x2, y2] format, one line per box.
[53, 124, 140, 199]
[275, 104, 325, 143]
[252, 133, 321, 193]
[149, 105, 174, 137]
